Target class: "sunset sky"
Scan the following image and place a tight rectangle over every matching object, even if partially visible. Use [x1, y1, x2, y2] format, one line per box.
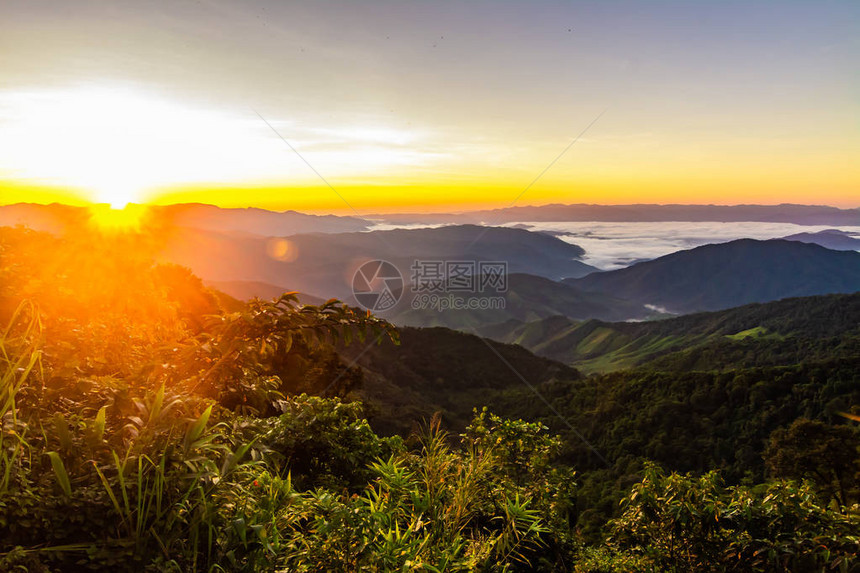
[0, 0, 857, 213]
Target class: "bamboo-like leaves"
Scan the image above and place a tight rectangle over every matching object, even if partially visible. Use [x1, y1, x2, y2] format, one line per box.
[0, 300, 42, 420]
[47, 451, 72, 497]
[91, 405, 107, 445]
[183, 405, 213, 456]
[53, 413, 73, 452]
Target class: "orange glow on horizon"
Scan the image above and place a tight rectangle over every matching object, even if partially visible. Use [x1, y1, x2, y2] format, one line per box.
[2, 178, 858, 214]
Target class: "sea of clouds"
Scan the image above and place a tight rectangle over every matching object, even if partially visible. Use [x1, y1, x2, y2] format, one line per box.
[505, 221, 860, 270]
[366, 220, 860, 271]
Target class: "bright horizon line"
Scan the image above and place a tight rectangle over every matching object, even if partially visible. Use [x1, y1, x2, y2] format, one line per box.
[2, 199, 858, 216]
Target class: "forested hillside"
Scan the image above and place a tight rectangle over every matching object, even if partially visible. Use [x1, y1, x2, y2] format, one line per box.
[355, 308, 860, 540]
[341, 326, 582, 435]
[0, 225, 857, 572]
[481, 291, 860, 372]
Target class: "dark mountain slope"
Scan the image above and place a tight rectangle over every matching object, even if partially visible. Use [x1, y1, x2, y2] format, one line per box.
[480, 292, 860, 373]
[339, 326, 581, 435]
[390, 273, 653, 329]
[566, 239, 860, 314]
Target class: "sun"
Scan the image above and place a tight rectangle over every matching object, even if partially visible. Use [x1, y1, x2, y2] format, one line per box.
[98, 190, 136, 210]
[0, 85, 274, 206]
[0, 84, 446, 209]
[87, 203, 149, 232]
[0, 84, 310, 206]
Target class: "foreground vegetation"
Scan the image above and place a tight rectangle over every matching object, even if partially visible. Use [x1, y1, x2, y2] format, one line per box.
[1, 226, 858, 571]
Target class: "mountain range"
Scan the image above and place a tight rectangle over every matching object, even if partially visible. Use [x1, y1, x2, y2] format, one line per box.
[160, 224, 597, 302]
[370, 203, 860, 226]
[3, 201, 859, 233]
[2, 202, 858, 331]
[176, 232, 860, 331]
[0, 202, 370, 235]
[564, 238, 860, 314]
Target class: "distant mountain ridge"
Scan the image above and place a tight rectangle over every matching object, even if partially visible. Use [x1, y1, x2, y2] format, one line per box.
[4, 203, 858, 235]
[0, 202, 370, 235]
[371, 203, 860, 226]
[565, 239, 860, 314]
[781, 229, 860, 251]
[0, 203, 88, 233]
[156, 203, 370, 235]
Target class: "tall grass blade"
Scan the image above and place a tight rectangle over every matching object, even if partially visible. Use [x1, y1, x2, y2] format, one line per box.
[47, 451, 72, 497]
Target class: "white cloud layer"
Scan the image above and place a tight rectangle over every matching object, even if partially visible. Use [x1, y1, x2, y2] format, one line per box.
[510, 221, 860, 269]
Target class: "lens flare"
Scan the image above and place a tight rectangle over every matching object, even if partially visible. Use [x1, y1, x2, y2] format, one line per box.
[265, 238, 298, 262]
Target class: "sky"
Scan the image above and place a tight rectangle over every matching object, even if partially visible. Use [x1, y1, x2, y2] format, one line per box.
[0, 0, 857, 213]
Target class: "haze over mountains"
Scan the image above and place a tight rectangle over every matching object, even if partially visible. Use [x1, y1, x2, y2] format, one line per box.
[161, 224, 597, 303]
[2, 201, 858, 233]
[370, 203, 860, 226]
[1, 202, 858, 332]
[0, 202, 371, 235]
[156, 203, 370, 235]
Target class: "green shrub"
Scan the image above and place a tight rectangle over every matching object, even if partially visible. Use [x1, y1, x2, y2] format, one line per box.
[605, 463, 860, 572]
